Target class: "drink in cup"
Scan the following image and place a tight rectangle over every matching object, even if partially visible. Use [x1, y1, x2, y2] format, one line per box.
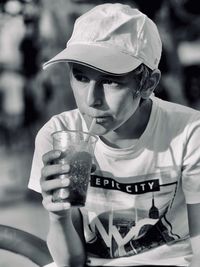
[51, 130, 97, 206]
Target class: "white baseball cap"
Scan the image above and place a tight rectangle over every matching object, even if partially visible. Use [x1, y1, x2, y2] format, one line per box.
[43, 3, 162, 75]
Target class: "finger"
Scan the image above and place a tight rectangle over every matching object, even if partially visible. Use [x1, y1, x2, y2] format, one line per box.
[42, 195, 71, 211]
[40, 163, 70, 182]
[41, 177, 70, 193]
[42, 150, 62, 165]
[52, 188, 70, 203]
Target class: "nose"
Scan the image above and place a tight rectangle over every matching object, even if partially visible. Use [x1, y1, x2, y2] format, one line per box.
[86, 80, 102, 107]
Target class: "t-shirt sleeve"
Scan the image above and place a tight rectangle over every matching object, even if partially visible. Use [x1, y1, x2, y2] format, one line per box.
[28, 121, 54, 193]
[182, 114, 200, 204]
[28, 110, 82, 193]
[42, 263, 57, 267]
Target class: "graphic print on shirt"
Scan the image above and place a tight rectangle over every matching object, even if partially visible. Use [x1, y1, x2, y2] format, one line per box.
[84, 173, 179, 259]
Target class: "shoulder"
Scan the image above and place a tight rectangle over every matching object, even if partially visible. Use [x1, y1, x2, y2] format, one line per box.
[35, 109, 87, 145]
[153, 96, 200, 125]
[151, 96, 200, 145]
[51, 109, 84, 130]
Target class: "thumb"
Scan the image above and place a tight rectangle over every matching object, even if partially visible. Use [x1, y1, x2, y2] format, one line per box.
[91, 163, 96, 174]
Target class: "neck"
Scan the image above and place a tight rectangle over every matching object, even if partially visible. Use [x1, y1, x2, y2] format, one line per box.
[101, 99, 152, 148]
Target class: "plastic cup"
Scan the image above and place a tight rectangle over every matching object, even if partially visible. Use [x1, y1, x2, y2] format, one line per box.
[51, 130, 97, 207]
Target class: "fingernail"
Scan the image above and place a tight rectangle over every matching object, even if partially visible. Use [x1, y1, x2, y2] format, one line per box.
[61, 178, 70, 186]
[55, 150, 61, 157]
[61, 165, 70, 172]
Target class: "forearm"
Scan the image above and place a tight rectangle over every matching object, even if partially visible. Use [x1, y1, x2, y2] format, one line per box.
[187, 204, 200, 267]
[189, 256, 200, 267]
[189, 235, 200, 267]
[47, 211, 86, 267]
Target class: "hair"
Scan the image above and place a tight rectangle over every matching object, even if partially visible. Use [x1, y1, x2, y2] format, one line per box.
[132, 64, 152, 91]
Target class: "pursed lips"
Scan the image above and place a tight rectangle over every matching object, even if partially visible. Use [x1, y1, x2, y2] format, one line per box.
[89, 115, 112, 123]
[95, 117, 110, 123]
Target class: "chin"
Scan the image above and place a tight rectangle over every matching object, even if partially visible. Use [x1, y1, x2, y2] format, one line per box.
[90, 124, 111, 136]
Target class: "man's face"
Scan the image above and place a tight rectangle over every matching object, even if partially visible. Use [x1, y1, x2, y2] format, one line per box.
[69, 63, 141, 136]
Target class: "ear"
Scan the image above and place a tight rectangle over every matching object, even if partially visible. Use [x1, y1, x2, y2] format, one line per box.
[140, 69, 161, 99]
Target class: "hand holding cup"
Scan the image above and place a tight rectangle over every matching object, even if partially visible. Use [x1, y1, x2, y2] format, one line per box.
[43, 129, 97, 209]
[40, 149, 71, 216]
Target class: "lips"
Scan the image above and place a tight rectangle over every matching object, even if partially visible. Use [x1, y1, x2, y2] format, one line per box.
[84, 113, 112, 124]
[95, 117, 109, 123]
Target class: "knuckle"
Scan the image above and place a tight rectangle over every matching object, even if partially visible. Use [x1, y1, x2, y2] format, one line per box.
[40, 181, 46, 192]
[60, 178, 70, 187]
[42, 153, 48, 163]
[41, 166, 46, 178]
[61, 164, 70, 172]
[42, 198, 48, 208]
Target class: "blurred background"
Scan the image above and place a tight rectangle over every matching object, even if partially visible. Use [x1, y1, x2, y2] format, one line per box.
[0, 0, 199, 266]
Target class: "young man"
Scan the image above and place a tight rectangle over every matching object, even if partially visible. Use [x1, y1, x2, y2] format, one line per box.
[28, 3, 200, 267]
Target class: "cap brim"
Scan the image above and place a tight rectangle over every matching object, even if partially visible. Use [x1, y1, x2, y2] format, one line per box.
[42, 44, 142, 75]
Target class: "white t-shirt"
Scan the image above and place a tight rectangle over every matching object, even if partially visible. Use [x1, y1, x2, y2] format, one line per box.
[29, 96, 200, 266]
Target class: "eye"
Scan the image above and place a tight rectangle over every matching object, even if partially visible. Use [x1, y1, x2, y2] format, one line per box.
[102, 79, 120, 87]
[73, 73, 89, 83]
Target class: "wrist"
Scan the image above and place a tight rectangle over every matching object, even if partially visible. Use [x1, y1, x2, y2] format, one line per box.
[190, 255, 200, 267]
[49, 210, 72, 222]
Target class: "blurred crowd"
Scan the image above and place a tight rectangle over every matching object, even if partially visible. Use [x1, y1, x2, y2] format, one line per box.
[0, 0, 200, 150]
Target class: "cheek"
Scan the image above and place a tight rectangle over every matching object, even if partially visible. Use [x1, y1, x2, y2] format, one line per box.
[73, 90, 83, 106]
[108, 90, 137, 117]
[71, 83, 86, 110]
